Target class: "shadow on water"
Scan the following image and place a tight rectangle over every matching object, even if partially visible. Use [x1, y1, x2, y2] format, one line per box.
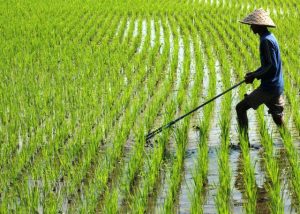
[231, 150, 270, 214]
[276, 148, 300, 213]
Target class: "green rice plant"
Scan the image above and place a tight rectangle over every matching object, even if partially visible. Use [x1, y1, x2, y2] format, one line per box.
[102, 188, 118, 214]
[163, 120, 189, 212]
[256, 106, 284, 213]
[239, 132, 257, 213]
[199, 14, 234, 214]
[190, 127, 209, 214]
[215, 94, 232, 214]
[129, 103, 175, 211]
[162, 12, 203, 212]
[279, 127, 300, 204]
[188, 11, 218, 212]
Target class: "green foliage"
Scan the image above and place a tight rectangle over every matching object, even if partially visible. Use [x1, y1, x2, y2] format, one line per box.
[1, 0, 300, 213]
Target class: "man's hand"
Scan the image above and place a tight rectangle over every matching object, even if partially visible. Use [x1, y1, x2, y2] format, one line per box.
[244, 72, 255, 84]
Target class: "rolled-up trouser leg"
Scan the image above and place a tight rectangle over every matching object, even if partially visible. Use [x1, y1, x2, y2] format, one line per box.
[266, 94, 285, 127]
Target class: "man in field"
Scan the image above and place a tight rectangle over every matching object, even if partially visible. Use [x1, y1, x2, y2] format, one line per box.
[236, 9, 284, 142]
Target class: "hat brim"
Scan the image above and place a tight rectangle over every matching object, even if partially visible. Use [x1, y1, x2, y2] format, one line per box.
[239, 20, 276, 28]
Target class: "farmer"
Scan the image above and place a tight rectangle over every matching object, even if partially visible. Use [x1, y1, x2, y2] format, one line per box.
[236, 8, 284, 140]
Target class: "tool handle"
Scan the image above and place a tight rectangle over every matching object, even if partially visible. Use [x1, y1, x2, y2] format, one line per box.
[145, 80, 245, 141]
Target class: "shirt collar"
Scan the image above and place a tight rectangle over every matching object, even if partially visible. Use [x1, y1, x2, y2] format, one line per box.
[260, 31, 271, 40]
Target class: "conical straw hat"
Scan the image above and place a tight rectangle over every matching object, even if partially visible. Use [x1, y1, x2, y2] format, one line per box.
[240, 8, 276, 28]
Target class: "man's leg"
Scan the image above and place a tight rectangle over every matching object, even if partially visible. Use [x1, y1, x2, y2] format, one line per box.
[271, 113, 284, 127]
[266, 94, 285, 127]
[236, 98, 251, 135]
[235, 88, 267, 148]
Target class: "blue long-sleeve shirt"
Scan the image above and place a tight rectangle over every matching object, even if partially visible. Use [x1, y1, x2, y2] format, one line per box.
[253, 31, 284, 96]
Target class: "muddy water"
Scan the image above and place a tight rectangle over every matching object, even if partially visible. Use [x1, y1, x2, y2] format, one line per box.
[150, 19, 155, 48]
[276, 147, 299, 213]
[114, 17, 123, 37]
[159, 19, 165, 54]
[177, 36, 211, 213]
[154, 25, 188, 211]
[122, 18, 131, 41]
[187, 37, 196, 92]
[279, 101, 300, 212]
[148, 17, 177, 212]
[133, 19, 138, 38]
[174, 28, 184, 96]
[202, 59, 222, 214]
[137, 19, 147, 53]
[177, 37, 199, 213]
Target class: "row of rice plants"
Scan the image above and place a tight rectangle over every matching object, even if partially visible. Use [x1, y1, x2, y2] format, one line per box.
[128, 13, 182, 211]
[208, 23, 233, 214]
[122, 15, 180, 212]
[215, 83, 232, 213]
[232, 25, 258, 214]
[209, 11, 258, 212]
[256, 106, 284, 213]
[278, 125, 300, 205]
[187, 11, 217, 212]
[276, 15, 300, 132]
[162, 13, 198, 212]
[100, 14, 172, 212]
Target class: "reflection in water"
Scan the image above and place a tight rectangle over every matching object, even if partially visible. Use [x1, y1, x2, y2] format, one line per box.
[276, 148, 299, 213]
[234, 151, 270, 214]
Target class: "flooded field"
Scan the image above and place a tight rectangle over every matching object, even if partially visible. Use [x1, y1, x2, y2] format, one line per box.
[1, 0, 300, 213]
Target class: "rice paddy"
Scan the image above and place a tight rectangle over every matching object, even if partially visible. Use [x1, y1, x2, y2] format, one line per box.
[1, 0, 300, 213]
